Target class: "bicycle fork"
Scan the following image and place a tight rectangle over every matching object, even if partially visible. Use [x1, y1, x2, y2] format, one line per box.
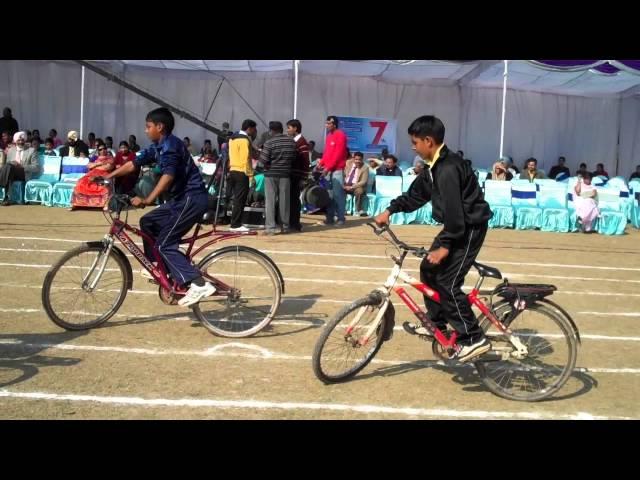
[81, 235, 115, 292]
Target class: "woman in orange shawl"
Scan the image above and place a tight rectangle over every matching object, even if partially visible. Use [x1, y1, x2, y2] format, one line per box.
[70, 144, 115, 209]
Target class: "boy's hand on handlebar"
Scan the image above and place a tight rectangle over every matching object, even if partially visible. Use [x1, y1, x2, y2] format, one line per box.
[130, 196, 146, 208]
[373, 210, 391, 227]
[427, 246, 449, 265]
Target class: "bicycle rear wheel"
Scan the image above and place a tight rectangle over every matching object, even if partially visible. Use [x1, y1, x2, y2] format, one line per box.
[475, 301, 578, 401]
[42, 244, 129, 330]
[193, 246, 282, 338]
[312, 295, 392, 383]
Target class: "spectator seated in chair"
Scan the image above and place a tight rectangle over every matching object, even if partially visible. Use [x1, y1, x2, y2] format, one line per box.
[486, 160, 513, 181]
[548, 156, 570, 180]
[376, 154, 403, 177]
[630, 165, 640, 182]
[70, 144, 114, 209]
[0, 131, 39, 205]
[1, 130, 13, 153]
[43, 138, 57, 156]
[519, 157, 545, 182]
[573, 171, 599, 233]
[405, 156, 425, 176]
[59, 131, 90, 158]
[113, 141, 138, 195]
[343, 151, 369, 216]
[592, 163, 609, 179]
[576, 162, 589, 177]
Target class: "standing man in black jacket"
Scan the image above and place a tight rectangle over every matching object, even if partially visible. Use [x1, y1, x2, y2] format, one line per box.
[374, 115, 493, 362]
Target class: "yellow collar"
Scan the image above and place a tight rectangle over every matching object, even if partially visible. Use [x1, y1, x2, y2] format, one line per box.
[427, 144, 445, 170]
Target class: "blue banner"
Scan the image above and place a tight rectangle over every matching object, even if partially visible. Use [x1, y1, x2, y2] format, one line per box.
[331, 116, 397, 155]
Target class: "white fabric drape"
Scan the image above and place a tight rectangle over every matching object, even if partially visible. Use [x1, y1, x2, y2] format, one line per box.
[460, 87, 621, 174]
[619, 96, 640, 178]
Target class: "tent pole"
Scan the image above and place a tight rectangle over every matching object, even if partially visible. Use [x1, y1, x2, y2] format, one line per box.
[293, 60, 299, 118]
[80, 65, 85, 140]
[499, 60, 508, 158]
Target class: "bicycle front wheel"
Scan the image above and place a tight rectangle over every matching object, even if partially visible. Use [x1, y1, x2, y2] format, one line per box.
[312, 295, 391, 383]
[475, 301, 578, 402]
[193, 246, 282, 338]
[42, 244, 129, 330]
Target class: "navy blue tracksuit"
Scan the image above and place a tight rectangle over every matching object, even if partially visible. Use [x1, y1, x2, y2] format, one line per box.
[134, 134, 208, 286]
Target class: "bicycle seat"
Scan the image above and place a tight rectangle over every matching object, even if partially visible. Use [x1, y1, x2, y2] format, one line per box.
[473, 261, 502, 279]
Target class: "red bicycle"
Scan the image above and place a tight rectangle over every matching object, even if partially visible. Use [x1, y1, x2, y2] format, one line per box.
[312, 223, 580, 401]
[41, 180, 285, 338]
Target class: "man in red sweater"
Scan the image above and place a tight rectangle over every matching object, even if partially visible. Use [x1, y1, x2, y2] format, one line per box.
[287, 119, 310, 232]
[319, 115, 348, 225]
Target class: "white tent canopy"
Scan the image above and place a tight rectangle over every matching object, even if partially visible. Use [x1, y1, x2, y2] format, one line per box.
[103, 60, 640, 96]
[1, 60, 639, 176]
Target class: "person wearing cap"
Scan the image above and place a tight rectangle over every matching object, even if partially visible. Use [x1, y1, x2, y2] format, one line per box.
[59, 131, 90, 158]
[0, 131, 40, 205]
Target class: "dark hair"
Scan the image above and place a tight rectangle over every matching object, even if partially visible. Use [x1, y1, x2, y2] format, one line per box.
[119, 141, 129, 148]
[457, 150, 464, 157]
[407, 115, 445, 144]
[596, 163, 604, 169]
[309, 140, 315, 147]
[106, 136, 113, 141]
[286, 119, 302, 133]
[579, 162, 587, 169]
[582, 171, 593, 180]
[268, 121, 283, 134]
[204, 139, 211, 145]
[44, 137, 54, 145]
[526, 157, 537, 166]
[50, 128, 57, 135]
[384, 154, 398, 164]
[146, 107, 175, 133]
[241, 119, 257, 131]
[129, 134, 137, 141]
[183, 136, 190, 142]
[559, 156, 566, 162]
[354, 151, 364, 159]
[326, 115, 339, 128]
[88, 132, 96, 138]
[96, 141, 106, 149]
[222, 122, 230, 129]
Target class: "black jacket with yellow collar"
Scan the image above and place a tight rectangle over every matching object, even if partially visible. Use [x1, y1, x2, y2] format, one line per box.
[387, 145, 492, 249]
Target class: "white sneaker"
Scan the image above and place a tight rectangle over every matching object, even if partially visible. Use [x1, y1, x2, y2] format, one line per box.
[178, 282, 217, 307]
[140, 265, 157, 280]
[229, 225, 251, 233]
[452, 337, 491, 363]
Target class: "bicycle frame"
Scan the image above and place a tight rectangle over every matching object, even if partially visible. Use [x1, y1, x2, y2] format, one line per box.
[358, 249, 527, 356]
[106, 216, 257, 295]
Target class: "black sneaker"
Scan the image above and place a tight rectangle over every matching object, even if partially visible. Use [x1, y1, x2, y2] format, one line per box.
[402, 322, 448, 338]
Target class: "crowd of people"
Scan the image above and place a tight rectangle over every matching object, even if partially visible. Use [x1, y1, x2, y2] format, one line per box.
[1, 104, 638, 241]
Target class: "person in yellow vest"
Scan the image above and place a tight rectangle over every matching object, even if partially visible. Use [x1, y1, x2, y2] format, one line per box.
[228, 119, 258, 232]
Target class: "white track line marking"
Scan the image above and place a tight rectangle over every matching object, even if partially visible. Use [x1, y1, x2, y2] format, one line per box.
[0, 389, 632, 419]
[3, 260, 640, 286]
[1, 235, 639, 272]
[2, 340, 640, 373]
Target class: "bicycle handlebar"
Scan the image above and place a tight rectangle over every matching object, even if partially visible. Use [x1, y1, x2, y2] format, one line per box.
[366, 222, 427, 258]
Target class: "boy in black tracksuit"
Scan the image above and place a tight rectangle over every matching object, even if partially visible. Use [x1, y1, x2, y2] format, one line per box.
[374, 115, 493, 362]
